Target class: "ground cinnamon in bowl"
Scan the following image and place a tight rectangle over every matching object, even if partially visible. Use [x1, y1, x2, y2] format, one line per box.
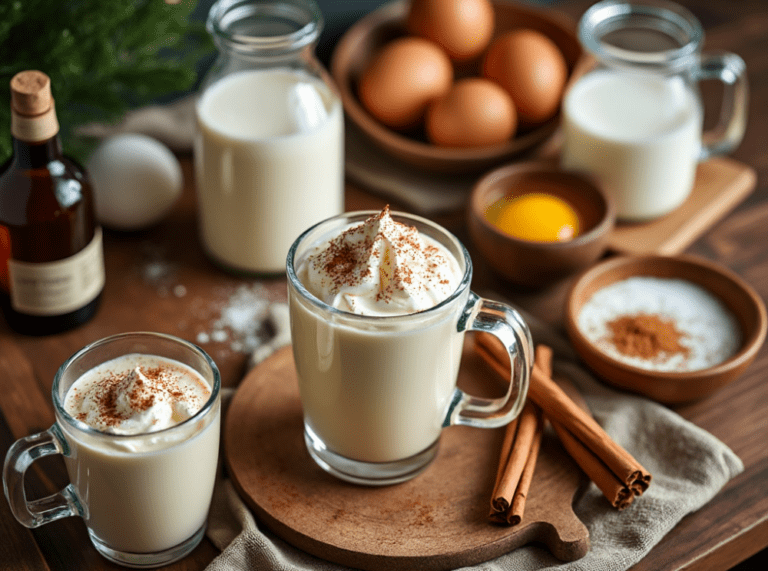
[606, 313, 690, 363]
[577, 276, 741, 372]
[565, 255, 767, 403]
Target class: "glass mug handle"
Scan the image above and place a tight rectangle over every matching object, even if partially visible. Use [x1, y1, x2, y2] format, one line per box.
[697, 51, 749, 161]
[444, 292, 533, 428]
[3, 424, 83, 527]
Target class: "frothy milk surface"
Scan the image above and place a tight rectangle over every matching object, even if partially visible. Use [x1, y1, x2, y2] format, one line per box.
[195, 68, 344, 273]
[291, 209, 467, 463]
[297, 207, 463, 316]
[61, 354, 219, 554]
[65, 354, 210, 434]
[561, 70, 702, 220]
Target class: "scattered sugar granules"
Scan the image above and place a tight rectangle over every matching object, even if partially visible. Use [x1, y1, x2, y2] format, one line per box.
[197, 284, 271, 354]
[139, 243, 186, 298]
[137, 243, 290, 361]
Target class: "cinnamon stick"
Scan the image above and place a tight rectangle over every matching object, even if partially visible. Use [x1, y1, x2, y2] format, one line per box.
[491, 418, 518, 495]
[532, 342, 638, 509]
[476, 332, 651, 509]
[488, 345, 552, 525]
[507, 412, 542, 525]
[550, 420, 635, 509]
[489, 401, 543, 524]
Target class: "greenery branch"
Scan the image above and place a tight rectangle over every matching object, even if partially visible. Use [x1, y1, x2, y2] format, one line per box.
[0, 0, 214, 163]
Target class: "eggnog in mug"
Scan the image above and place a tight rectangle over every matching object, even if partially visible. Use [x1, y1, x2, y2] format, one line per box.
[291, 208, 465, 464]
[3, 333, 221, 568]
[61, 353, 220, 556]
[287, 209, 533, 486]
[194, 68, 344, 274]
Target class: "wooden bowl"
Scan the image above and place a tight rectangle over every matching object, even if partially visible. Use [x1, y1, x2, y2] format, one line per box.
[564, 255, 767, 404]
[468, 160, 615, 287]
[330, 0, 582, 174]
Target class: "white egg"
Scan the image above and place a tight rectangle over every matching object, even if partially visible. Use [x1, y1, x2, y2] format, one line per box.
[87, 134, 183, 231]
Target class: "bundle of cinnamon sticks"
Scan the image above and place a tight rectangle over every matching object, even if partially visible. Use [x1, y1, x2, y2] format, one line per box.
[478, 332, 652, 525]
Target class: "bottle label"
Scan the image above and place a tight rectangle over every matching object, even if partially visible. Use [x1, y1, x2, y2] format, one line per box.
[8, 228, 105, 316]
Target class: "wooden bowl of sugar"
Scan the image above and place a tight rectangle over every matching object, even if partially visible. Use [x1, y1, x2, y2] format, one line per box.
[564, 255, 767, 404]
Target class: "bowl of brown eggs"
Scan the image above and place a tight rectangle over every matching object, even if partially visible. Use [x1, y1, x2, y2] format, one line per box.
[330, 0, 583, 173]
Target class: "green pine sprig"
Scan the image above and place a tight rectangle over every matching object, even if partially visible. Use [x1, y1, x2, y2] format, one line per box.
[0, 0, 214, 163]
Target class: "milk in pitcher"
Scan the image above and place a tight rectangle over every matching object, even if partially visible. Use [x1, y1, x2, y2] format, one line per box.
[195, 68, 344, 274]
[562, 70, 703, 221]
[560, 0, 748, 222]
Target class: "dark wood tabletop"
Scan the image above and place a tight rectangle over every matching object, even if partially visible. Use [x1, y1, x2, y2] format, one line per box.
[1, 0, 766, 569]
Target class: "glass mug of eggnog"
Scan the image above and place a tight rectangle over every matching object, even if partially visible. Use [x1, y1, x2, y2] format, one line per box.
[287, 208, 533, 485]
[3, 332, 221, 568]
[194, 0, 344, 275]
[561, 0, 748, 221]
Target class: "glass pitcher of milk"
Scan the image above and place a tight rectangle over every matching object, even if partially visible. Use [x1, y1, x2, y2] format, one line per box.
[561, 0, 747, 221]
[195, 0, 344, 274]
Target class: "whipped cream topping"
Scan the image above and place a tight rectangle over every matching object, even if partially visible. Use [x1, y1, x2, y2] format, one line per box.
[64, 354, 211, 435]
[297, 207, 463, 316]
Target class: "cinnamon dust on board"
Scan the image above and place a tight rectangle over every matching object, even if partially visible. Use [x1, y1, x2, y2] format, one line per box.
[606, 313, 690, 362]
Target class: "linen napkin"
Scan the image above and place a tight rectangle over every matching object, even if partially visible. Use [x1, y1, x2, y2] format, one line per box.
[204, 305, 743, 571]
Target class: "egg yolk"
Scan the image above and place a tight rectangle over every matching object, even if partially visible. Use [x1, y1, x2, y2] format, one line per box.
[489, 193, 579, 242]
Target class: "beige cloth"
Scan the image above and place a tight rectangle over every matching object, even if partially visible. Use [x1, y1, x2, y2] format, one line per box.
[204, 306, 743, 571]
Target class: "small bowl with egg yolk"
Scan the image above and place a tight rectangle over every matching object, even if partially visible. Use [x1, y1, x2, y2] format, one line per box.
[468, 159, 615, 288]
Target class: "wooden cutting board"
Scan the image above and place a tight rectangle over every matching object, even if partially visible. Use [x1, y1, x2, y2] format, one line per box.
[225, 343, 590, 571]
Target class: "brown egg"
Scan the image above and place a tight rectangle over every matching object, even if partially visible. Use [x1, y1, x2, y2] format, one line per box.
[358, 37, 454, 130]
[482, 29, 568, 125]
[407, 0, 495, 61]
[426, 78, 517, 147]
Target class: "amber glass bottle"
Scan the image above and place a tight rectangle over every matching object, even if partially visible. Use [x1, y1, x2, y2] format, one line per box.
[0, 70, 105, 335]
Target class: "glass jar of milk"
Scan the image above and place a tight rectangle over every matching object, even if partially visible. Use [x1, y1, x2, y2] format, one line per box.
[561, 0, 747, 221]
[195, 0, 344, 274]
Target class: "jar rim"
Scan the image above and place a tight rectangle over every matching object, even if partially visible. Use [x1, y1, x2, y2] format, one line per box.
[579, 0, 703, 72]
[207, 0, 323, 55]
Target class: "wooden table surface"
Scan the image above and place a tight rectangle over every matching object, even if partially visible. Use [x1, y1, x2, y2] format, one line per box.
[2, 0, 766, 569]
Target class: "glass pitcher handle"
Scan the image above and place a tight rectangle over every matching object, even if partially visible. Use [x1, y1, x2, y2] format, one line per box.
[444, 292, 533, 428]
[3, 425, 83, 528]
[698, 51, 749, 161]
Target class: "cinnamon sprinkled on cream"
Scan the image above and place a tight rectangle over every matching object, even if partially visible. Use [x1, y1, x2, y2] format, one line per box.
[65, 354, 211, 434]
[296, 207, 462, 316]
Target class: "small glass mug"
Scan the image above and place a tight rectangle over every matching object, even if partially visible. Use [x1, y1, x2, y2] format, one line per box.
[287, 211, 533, 486]
[561, 0, 748, 221]
[2, 332, 221, 568]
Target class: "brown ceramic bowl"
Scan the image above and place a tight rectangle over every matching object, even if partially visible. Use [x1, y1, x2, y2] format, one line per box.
[468, 160, 615, 287]
[330, 0, 582, 173]
[565, 255, 767, 404]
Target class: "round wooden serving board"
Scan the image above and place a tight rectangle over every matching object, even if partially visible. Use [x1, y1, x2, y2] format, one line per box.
[225, 344, 590, 571]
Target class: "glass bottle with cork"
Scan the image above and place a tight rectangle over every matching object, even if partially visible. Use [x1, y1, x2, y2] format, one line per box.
[0, 70, 105, 335]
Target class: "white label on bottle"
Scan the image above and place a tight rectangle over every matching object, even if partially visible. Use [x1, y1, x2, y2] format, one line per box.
[8, 228, 105, 315]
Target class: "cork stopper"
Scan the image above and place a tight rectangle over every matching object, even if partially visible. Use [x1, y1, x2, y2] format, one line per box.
[11, 70, 53, 117]
[9, 70, 59, 142]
